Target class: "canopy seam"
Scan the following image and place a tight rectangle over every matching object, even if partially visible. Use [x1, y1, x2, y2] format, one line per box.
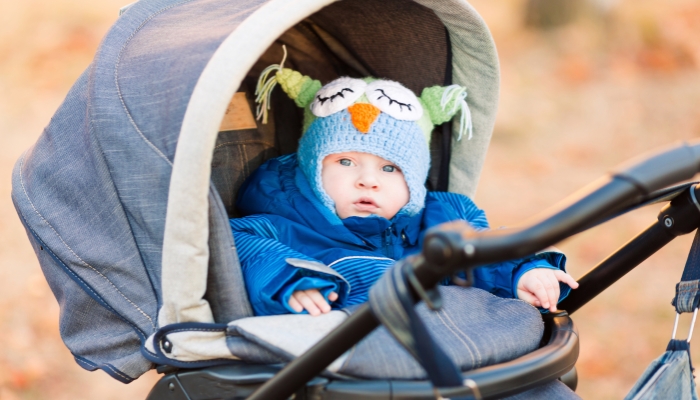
[113, 0, 196, 166]
[18, 153, 156, 330]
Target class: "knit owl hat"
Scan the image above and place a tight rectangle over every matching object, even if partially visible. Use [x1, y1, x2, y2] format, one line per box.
[255, 49, 473, 217]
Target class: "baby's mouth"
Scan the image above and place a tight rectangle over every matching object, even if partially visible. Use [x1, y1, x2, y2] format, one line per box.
[354, 197, 378, 211]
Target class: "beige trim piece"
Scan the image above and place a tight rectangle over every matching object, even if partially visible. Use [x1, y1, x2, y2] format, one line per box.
[119, 1, 139, 16]
[159, 0, 338, 328]
[415, 0, 500, 198]
[230, 311, 349, 372]
[145, 332, 239, 362]
[219, 92, 257, 131]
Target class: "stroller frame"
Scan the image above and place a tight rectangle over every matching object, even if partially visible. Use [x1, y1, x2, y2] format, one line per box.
[146, 143, 700, 399]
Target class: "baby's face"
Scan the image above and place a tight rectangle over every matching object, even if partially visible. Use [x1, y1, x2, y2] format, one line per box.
[321, 152, 409, 220]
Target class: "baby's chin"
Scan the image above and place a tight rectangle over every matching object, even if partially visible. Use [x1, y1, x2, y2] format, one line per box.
[337, 208, 380, 219]
[339, 210, 374, 219]
[337, 209, 397, 220]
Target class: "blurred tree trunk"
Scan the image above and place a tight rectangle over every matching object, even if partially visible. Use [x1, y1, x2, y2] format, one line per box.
[525, 0, 580, 29]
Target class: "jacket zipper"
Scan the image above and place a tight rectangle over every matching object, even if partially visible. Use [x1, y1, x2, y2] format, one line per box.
[383, 227, 394, 259]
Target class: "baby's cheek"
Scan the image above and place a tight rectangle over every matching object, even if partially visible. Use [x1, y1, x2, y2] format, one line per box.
[335, 203, 349, 219]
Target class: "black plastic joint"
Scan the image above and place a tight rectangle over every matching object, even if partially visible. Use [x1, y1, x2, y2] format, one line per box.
[657, 185, 700, 236]
[423, 233, 455, 267]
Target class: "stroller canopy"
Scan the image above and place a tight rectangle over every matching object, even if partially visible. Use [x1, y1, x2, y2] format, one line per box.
[12, 0, 500, 382]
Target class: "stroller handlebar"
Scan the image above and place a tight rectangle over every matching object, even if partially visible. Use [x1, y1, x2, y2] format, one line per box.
[420, 140, 700, 283]
[247, 140, 700, 400]
[613, 140, 700, 194]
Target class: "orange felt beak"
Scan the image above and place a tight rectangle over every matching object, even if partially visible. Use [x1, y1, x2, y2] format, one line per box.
[347, 103, 381, 133]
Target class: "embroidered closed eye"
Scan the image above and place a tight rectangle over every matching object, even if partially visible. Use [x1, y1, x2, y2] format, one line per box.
[317, 88, 354, 105]
[365, 80, 423, 121]
[374, 89, 413, 112]
[310, 77, 367, 118]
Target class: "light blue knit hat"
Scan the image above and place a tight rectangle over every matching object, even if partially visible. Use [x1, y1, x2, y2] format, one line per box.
[298, 108, 431, 216]
[255, 55, 473, 217]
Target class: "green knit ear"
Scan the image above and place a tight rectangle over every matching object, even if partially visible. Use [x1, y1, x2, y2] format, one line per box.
[420, 85, 473, 140]
[254, 46, 321, 125]
[275, 68, 321, 108]
[416, 99, 435, 144]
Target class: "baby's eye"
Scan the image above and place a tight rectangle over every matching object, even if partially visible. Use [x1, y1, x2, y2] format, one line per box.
[382, 165, 398, 172]
[339, 159, 353, 167]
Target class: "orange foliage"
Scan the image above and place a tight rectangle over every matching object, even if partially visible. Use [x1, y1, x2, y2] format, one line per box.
[1, 1, 699, 399]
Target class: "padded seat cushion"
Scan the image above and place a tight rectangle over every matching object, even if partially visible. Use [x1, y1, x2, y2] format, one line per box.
[227, 286, 544, 379]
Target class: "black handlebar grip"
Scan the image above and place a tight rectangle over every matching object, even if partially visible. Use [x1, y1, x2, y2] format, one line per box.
[612, 141, 700, 194]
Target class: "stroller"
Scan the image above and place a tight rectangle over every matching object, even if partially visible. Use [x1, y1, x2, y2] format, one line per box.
[11, 0, 700, 398]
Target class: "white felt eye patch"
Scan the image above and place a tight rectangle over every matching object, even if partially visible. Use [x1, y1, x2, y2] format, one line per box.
[310, 78, 366, 117]
[365, 80, 423, 121]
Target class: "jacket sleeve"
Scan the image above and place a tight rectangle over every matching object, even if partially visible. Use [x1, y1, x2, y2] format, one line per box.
[471, 251, 570, 303]
[230, 216, 349, 316]
[435, 192, 571, 302]
[509, 250, 572, 304]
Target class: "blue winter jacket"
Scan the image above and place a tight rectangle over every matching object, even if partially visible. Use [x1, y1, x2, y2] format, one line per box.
[231, 154, 569, 316]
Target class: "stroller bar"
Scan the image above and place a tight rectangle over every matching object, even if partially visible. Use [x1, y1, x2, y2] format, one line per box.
[560, 221, 675, 315]
[612, 140, 700, 195]
[247, 304, 378, 400]
[420, 176, 641, 281]
[420, 141, 700, 281]
[560, 185, 700, 314]
[248, 140, 700, 400]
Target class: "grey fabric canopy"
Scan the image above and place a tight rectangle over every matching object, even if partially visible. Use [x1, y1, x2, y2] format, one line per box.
[11, 0, 500, 382]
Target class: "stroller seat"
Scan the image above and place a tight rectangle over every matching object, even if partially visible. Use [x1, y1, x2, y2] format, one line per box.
[224, 287, 545, 379]
[10, 0, 593, 398]
[145, 310, 579, 399]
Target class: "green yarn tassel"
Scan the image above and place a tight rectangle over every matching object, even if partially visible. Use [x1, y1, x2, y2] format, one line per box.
[420, 85, 473, 140]
[254, 45, 322, 124]
[254, 50, 287, 124]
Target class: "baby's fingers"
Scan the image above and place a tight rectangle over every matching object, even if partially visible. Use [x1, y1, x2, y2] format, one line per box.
[554, 270, 579, 289]
[529, 280, 552, 310]
[517, 290, 542, 308]
[292, 291, 322, 316]
[328, 291, 339, 302]
[288, 294, 304, 313]
[545, 273, 560, 312]
[307, 290, 331, 314]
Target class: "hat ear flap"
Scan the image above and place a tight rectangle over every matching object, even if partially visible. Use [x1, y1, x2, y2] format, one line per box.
[420, 85, 473, 140]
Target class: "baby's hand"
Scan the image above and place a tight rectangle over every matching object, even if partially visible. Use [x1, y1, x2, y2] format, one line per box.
[517, 268, 579, 312]
[288, 289, 338, 316]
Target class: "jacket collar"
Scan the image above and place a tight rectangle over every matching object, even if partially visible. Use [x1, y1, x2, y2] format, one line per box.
[296, 163, 424, 247]
[237, 154, 425, 248]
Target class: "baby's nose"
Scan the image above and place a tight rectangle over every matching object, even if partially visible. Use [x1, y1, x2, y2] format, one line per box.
[357, 173, 379, 189]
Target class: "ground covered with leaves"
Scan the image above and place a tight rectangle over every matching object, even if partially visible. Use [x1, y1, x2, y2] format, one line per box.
[1, 0, 699, 399]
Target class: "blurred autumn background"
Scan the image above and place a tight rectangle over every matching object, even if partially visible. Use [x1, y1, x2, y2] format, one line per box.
[0, 0, 699, 399]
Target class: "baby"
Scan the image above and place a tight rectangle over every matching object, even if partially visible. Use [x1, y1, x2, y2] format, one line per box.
[231, 73, 578, 317]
